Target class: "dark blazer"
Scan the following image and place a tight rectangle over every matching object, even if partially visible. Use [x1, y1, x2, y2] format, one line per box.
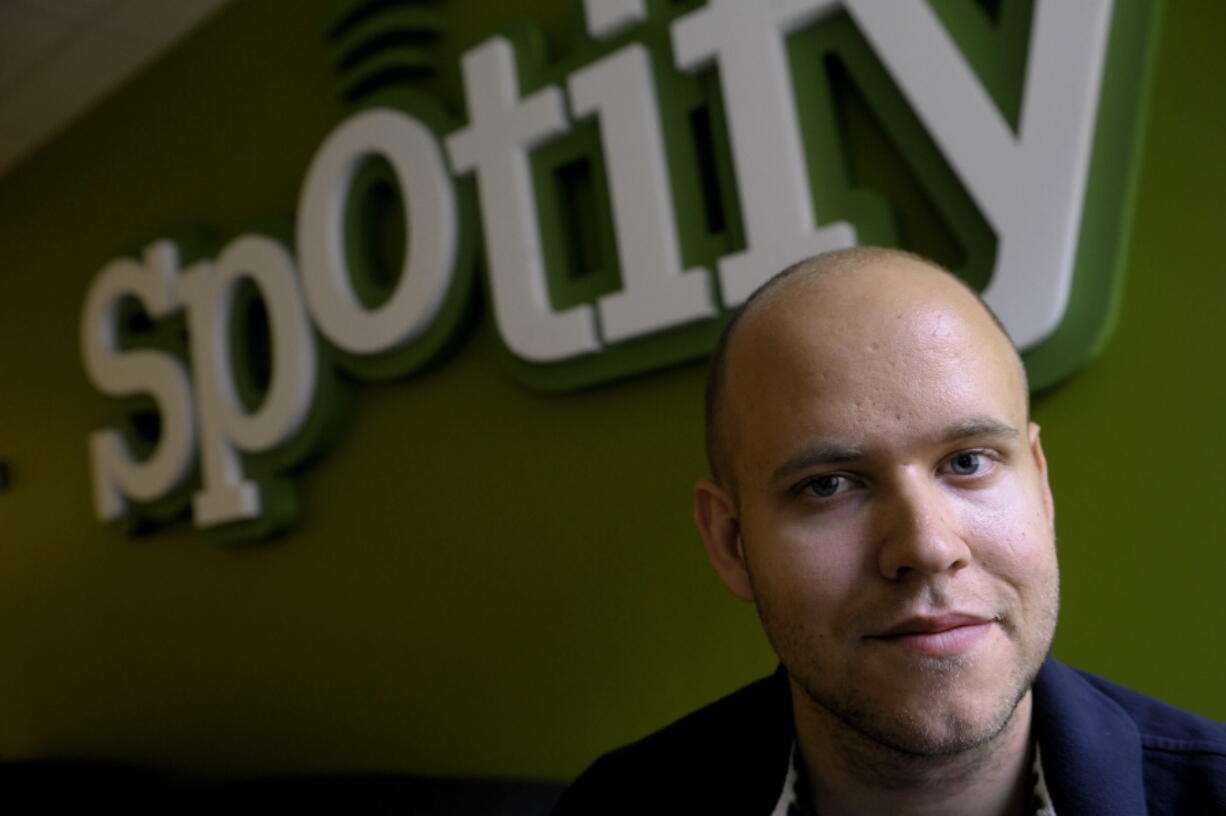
[555, 658, 1226, 814]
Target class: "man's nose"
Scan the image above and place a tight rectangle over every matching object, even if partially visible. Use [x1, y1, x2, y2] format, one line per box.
[876, 476, 970, 581]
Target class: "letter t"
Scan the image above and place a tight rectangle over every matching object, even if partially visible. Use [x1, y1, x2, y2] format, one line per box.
[672, 0, 856, 306]
[447, 37, 600, 363]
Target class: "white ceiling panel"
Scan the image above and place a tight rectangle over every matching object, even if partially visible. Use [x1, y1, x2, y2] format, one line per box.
[10, 0, 123, 21]
[1, 27, 153, 142]
[104, 0, 230, 43]
[0, 3, 74, 92]
[0, 0, 231, 177]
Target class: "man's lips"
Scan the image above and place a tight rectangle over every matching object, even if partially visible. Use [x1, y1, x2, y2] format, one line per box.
[868, 614, 1000, 657]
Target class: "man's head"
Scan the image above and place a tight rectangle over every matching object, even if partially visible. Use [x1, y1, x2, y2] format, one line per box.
[704, 247, 1028, 492]
[693, 247, 1058, 757]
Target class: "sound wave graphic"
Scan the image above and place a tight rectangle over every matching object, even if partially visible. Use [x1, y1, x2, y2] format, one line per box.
[326, 0, 445, 102]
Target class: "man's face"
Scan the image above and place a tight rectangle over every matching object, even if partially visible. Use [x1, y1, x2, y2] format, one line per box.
[700, 262, 1058, 756]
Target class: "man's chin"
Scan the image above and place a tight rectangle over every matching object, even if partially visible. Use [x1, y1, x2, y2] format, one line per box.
[862, 708, 1013, 759]
[807, 680, 1032, 760]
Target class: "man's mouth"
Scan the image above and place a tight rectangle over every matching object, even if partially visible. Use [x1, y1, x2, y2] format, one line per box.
[869, 613, 999, 657]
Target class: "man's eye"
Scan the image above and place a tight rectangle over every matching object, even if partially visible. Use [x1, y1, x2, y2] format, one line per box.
[804, 474, 847, 498]
[948, 451, 985, 476]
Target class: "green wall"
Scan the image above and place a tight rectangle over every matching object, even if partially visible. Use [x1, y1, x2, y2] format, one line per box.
[0, 0, 1221, 783]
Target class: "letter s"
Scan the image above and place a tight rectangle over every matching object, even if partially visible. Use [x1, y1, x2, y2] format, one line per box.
[80, 240, 196, 521]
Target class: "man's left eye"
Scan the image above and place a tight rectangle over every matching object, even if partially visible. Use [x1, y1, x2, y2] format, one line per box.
[948, 451, 985, 476]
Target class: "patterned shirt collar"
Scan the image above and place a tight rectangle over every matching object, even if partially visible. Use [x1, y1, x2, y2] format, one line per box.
[771, 740, 1056, 815]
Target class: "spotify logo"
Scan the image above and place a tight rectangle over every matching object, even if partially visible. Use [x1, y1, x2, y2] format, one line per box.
[80, 0, 1154, 538]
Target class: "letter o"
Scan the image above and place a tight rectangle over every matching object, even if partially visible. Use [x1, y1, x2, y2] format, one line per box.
[297, 108, 458, 355]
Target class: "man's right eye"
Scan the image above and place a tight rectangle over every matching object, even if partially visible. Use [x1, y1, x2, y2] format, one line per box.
[804, 474, 847, 498]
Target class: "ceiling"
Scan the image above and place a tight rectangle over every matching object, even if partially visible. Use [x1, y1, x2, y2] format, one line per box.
[0, 0, 231, 178]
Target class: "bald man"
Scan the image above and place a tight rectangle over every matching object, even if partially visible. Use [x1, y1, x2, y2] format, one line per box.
[555, 248, 1226, 815]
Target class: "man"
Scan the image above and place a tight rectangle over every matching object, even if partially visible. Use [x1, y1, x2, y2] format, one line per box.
[555, 247, 1226, 815]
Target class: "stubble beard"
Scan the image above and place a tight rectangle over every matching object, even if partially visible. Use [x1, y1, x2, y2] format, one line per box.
[761, 592, 1059, 766]
[802, 653, 1037, 761]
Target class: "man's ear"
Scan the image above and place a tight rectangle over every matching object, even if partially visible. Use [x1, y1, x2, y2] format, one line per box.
[693, 479, 755, 602]
[1028, 422, 1055, 525]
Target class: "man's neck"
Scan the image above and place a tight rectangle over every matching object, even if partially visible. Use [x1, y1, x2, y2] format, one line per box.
[792, 687, 1036, 816]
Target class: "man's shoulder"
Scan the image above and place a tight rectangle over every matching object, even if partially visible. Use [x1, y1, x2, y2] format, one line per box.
[1068, 663, 1226, 751]
[553, 670, 792, 815]
[1036, 658, 1226, 814]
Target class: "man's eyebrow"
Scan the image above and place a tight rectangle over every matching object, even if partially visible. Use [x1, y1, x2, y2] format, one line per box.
[939, 416, 1021, 443]
[770, 418, 1019, 484]
[771, 444, 865, 483]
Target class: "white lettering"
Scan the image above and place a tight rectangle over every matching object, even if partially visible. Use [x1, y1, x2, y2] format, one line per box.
[841, 0, 1112, 347]
[78, 3, 1128, 534]
[79, 241, 195, 521]
[176, 236, 317, 526]
[298, 108, 459, 356]
[582, 0, 647, 40]
[446, 37, 601, 363]
[569, 43, 717, 343]
[671, 0, 857, 307]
